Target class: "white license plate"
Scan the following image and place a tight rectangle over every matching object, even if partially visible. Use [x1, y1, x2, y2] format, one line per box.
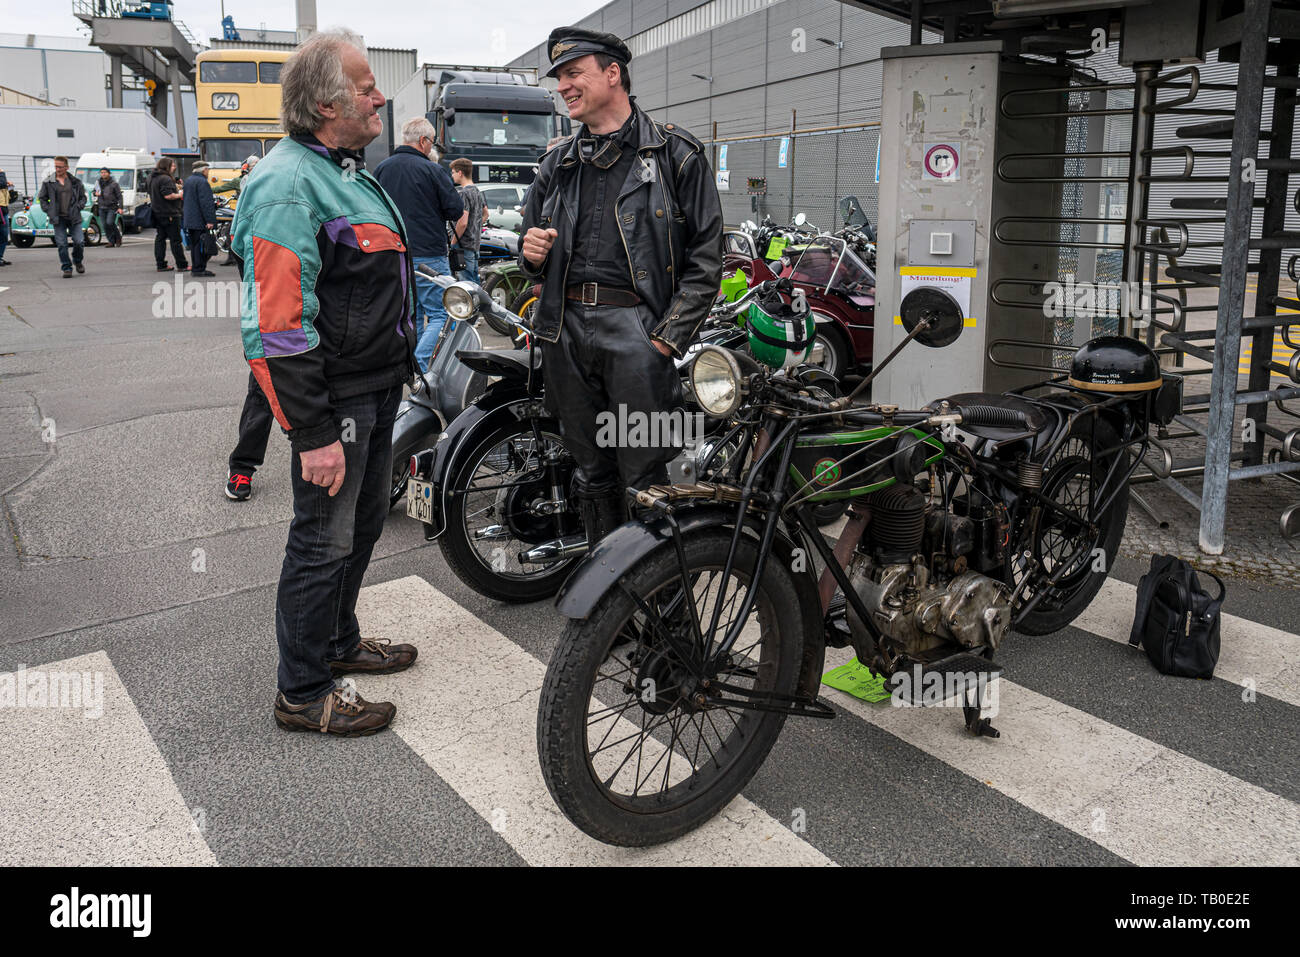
[406, 478, 435, 524]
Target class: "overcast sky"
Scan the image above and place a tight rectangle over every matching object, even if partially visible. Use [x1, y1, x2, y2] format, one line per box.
[16, 0, 593, 66]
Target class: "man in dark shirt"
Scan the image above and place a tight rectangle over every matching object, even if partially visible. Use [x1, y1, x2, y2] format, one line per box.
[518, 27, 722, 545]
[95, 168, 124, 248]
[181, 161, 217, 276]
[449, 158, 485, 283]
[37, 156, 87, 278]
[374, 117, 465, 371]
[147, 157, 187, 272]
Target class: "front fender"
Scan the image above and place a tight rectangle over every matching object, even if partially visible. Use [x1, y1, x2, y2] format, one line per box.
[555, 504, 828, 700]
[414, 384, 537, 540]
[391, 402, 442, 464]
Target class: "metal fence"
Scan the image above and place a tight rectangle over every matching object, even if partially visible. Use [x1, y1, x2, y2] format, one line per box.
[0, 155, 59, 201]
[706, 121, 881, 233]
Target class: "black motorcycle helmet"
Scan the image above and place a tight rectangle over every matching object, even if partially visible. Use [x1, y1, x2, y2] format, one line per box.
[1068, 335, 1162, 393]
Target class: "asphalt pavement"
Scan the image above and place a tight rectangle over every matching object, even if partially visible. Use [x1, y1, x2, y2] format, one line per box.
[0, 234, 1297, 866]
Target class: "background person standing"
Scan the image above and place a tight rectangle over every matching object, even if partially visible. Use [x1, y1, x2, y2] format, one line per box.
[374, 117, 464, 371]
[148, 157, 187, 272]
[37, 157, 87, 278]
[182, 161, 217, 276]
[449, 158, 484, 284]
[0, 168, 10, 266]
[95, 167, 123, 248]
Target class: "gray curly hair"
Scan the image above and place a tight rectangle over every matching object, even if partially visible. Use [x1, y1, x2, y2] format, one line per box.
[280, 28, 366, 136]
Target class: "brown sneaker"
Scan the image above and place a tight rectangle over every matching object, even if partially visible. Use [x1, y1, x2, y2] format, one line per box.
[273, 686, 396, 736]
[327, 637, 418, 676]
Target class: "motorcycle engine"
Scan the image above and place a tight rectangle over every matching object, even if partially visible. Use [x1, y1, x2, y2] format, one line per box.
[846, 485, 1013, 665]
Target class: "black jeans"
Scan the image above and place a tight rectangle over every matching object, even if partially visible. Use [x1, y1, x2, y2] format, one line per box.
[99, 208, 121, 245]
[275, 385, 401, 703]
[187, 228, 210, 272]
[229, 372, 275, 476]
[154, 215, 187, 269]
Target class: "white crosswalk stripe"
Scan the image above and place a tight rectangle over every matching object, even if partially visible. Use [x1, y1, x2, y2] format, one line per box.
[355, 576, 834, 866]
[0, 651, 216, 866]
[819, 646, 1300, 866]
[1073, 577, 1300, 706]
[5, 572, 1298, 866]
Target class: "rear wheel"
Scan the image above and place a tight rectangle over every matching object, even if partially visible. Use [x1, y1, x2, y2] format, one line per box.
[438, 418, 580, 603]
[538, 529, 801, 846]
[1009, 415, 1130, 635]
[809, 319, 853, 377]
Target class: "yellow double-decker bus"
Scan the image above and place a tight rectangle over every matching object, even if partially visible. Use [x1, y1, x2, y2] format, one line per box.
[195, 48, 291, 190]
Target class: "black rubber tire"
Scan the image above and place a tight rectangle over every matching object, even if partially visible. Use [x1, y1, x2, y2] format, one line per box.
[12, 235, 34, 248]
[85, 220, 101, 247]
[389, 460, 410, 510]
[537, 528, 802, 847]
[1011, 415, 1130, 636]
[810, 319, 854, 378]
[438, 418, 578, 603]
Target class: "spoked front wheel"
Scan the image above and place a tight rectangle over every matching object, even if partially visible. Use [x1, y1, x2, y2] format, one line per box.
[537, 529, 801, 847]
[438, 419, 579, 602]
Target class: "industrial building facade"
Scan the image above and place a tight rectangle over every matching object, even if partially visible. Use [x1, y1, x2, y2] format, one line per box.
[507, 0, 922, 232]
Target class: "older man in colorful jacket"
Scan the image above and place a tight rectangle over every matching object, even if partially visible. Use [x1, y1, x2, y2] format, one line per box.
[231, 28, 420, 736]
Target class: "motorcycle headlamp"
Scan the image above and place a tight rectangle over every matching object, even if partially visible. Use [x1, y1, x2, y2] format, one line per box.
[690, 345, 743, 418]
[442, 283, 476, 320]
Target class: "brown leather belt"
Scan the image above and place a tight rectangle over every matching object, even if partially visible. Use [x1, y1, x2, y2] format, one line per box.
[564, 282, 642, 307]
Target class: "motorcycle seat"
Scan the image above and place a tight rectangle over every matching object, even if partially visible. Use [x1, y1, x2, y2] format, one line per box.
[928, 392, 1060, 449]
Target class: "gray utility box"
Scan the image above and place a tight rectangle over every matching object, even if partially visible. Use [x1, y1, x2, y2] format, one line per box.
[872, 41, 1072, 407]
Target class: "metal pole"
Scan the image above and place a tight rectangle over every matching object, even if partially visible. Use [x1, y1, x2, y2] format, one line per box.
[1121, 62, 1159, 339]
[1199, 0, 1270, 555]
[788, 108, 796, 224]
[1242, 59, 1297, 470]
[170, 61, 187, 149]
[109, 54, 122, 109]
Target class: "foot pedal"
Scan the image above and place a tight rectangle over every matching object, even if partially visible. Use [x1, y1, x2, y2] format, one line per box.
[890, 652, 1003, 707]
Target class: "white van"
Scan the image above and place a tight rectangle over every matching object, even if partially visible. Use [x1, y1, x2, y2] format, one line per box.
[74, 148, 156, 232]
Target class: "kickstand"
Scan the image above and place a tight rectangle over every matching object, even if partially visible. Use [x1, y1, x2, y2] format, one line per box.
[962, 684, 1000, 739]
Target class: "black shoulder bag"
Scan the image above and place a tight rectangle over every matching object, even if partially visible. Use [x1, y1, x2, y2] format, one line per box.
[446, 222, 466, 274]
[1128, 554, 1225, 679]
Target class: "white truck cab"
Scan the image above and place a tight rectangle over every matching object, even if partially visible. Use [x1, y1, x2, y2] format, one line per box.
[74, 148, 156, 232]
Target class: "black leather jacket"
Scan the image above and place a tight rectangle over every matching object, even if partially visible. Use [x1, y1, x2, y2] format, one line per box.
[518, 104, 723, 356]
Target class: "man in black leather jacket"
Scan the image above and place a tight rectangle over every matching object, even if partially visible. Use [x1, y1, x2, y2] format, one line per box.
[519, 26, 723, 542]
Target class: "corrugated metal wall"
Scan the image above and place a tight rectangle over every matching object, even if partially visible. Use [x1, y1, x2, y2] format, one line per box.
[507, 0, 914, 228]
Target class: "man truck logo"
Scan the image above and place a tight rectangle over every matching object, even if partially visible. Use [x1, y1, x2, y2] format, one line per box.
[551, 41, 578, 60]
[813, 458, 840, 486]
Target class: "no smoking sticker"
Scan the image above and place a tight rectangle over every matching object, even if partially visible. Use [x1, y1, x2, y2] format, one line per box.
[924, 142, 960, 181]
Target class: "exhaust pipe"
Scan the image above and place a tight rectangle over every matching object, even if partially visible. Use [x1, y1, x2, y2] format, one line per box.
[518, 535, 589, 564]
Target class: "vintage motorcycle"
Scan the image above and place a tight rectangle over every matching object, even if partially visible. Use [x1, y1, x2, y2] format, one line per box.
[388, 268, 492, 506]
[406, 280, 843, 603]
[725, 233, 876, 377]
[535, 280, 1171, 846]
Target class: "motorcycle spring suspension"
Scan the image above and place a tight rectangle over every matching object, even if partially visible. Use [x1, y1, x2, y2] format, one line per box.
[1017, 459, 1044, 490]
